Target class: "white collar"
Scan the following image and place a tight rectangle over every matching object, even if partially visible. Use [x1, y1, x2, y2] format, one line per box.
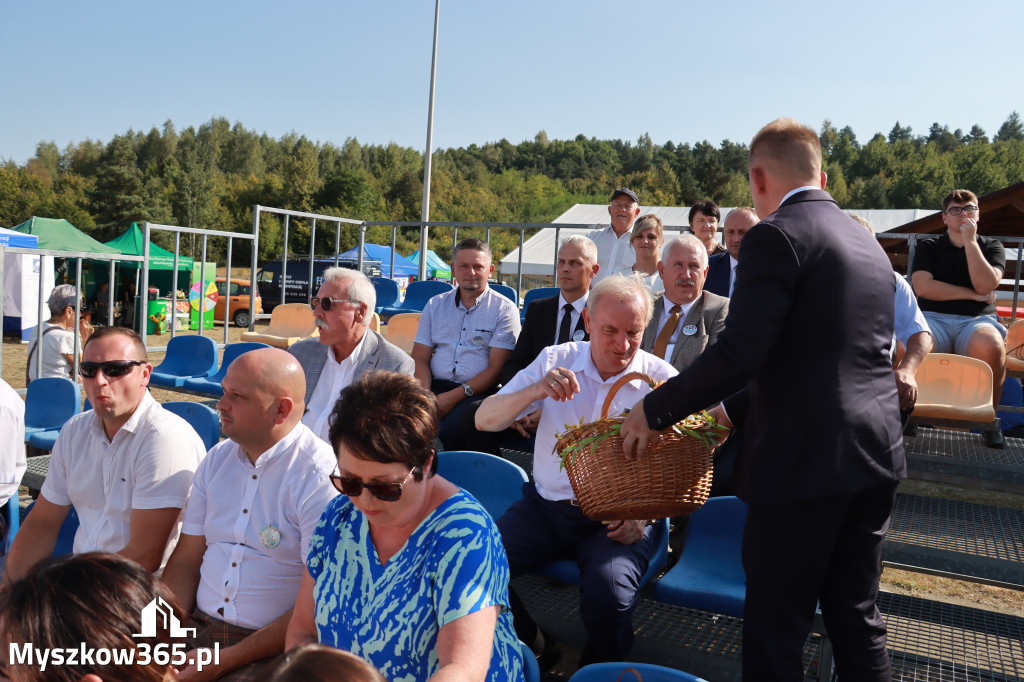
[779, 185, 821, 206]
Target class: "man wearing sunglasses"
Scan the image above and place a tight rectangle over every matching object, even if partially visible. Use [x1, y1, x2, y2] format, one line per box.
[4, 327, 206, 585]
[910, 189, 1007, 447]
[289, 267, 413, 444]
[162, 347, 338, 680]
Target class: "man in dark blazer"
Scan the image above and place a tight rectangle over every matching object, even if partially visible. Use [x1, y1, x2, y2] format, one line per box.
[705, 207, 759, 298]
[288, 268, 413, 443]
[641, 234, 729, 373]
[622, 118, 906, 680]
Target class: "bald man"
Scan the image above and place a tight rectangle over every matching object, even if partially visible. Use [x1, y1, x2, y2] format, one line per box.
[622, 119, 905, 680]
[162, 348, 338, 681]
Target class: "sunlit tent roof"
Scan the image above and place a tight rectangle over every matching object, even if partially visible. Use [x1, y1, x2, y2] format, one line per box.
[12, 216, 120, 254]
[499, 204, 938, 277]
[408, 249, 451, 278]
[0, 225, 39, 248]
[338, 244, 419, 278]
[103, 223, 194, 270]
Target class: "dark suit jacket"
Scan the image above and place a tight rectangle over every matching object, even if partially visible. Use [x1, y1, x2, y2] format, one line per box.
[644, 189, 906, 504]
[288, 330, 414, 406]
[705, 252, 732, 298]
[501, 295, 588, 385]
[640, 291, 729, 373]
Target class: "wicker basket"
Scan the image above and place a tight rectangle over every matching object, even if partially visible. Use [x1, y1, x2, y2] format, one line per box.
[554, 372, 715, 521]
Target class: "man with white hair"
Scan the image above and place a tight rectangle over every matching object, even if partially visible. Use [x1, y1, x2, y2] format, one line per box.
[476, 274, 677, 667]
[642, 234, 729, 372]
[289, 267, 413, 443]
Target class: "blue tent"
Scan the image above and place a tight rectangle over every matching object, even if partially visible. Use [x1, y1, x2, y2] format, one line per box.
[337, 244, 419, 278]
[408, 249, 452, 278]
[0, 225, 40, 248]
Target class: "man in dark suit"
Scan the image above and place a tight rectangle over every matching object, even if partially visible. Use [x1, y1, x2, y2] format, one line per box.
[641, 234, 728, 372]
[705, 207, 759, 298]
[289, 267, 413, 444]
[621, 118, 906, 680]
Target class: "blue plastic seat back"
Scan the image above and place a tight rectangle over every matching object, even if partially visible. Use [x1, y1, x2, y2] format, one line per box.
[533, 517, 670, 588]
[520, 639, 540, 682]
[24, 377, 81, 433]
[371, 277, 401, 311]
[569, 662, 707, 681]
[436, 451, 528, 521]
[209, 342, 271, 383]
[21, 502, 80, 557]
[490, 284, 518, 305]
[162, 401, 221, 451]
[520, 287, 560, 321]
[400, 281, 453, 311]
[27, 429, 61, 452]
[152, 335, 219, 379]
[653, 496, 748, 618]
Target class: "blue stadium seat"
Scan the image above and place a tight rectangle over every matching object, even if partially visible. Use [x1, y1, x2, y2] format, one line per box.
[436, 451, 528, 521]
[379, 280, 453, 321]
[162, 401, 221, 451]
[569, 662, 707, 681]
[520, 287, 560, 322]
[490, 284, 518, 305]
[149, 335, 219, 388]
[520, 639, 541, 682]
[27, 429, 61, 452]
[23, 377, 81, 439]
[532, 518, 670, 588]
[653, 496, 748, 618]
[371, 277, 401, 313]
[182, 342, 271, 397]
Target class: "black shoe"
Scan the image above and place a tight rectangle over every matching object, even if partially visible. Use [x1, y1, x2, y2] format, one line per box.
[984, 428, 1006, 449]
[535, 630, 561, 672]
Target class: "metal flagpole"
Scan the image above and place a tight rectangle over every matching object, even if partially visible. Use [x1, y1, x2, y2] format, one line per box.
[419, 0, 440, 281]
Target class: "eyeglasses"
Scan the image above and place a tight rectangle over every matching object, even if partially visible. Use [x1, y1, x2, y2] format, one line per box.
[311, 297, 362, 312]
[79, 360, 146, 379]
[330, 467, 419, 502]
[944, 205, 979, 216]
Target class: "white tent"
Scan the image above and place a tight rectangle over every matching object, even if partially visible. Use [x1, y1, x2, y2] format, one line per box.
[1, 226, 53, 342]
[498, 204, 939, 278]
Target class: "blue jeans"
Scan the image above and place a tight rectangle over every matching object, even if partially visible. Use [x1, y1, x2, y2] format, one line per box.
[923, 312, 1005, 355]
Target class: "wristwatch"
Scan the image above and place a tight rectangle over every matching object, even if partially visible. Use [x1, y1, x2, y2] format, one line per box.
[462, 383, 474, 397]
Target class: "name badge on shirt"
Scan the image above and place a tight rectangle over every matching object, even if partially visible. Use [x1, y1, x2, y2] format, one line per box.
[472, 334, 486, 346]
[572, 329, 585, 342]
[682, 324, 698, 336]
[259, 524, 281, 549]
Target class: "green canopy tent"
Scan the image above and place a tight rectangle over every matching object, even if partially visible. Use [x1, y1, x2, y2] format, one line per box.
[99, 223, 195, 299]
[12, 216, 120, 254]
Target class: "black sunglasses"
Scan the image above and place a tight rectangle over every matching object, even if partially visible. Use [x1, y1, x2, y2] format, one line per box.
[79, 360, 146, 379]
[310, 297, 362, 312]
[330, 467, 418, 502]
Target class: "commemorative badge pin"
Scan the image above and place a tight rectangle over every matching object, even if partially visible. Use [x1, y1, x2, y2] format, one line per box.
[259, 524, 281, 549]
[572, 329, 585, 342]
[682, 324, 698, 336]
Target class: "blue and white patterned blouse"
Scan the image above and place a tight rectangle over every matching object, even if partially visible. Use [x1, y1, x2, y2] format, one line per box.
[307, 490, 524, 682]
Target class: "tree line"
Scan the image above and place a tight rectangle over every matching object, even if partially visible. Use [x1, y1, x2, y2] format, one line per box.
[2, 113, 1023, 265]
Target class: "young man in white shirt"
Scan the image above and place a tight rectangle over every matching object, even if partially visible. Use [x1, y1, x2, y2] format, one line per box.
[161, 347, 338, 681]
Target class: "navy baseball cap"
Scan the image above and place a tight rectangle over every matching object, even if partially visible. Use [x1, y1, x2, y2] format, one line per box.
[610, 188, 639, 204]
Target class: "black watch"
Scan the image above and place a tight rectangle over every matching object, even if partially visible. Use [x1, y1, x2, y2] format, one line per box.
[462, 383, 474, 397]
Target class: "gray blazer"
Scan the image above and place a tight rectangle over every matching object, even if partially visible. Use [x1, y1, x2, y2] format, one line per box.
[641, 291, 729, 372]
[288, 329, 415, 406]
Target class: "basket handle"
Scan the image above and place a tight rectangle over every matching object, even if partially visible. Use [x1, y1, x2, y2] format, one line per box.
[600, 372, 655, 419]
[615, 668, 644, 682]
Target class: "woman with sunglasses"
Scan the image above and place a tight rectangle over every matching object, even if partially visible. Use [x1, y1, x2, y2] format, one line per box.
[617, 214, 665, 293]
[286, 371, 524, 681]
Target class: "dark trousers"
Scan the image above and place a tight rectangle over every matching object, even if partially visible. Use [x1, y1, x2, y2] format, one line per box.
[431, 379, 494, 452]
[189, 608, 281, 681]
[741, 483, 897, 682]
[498, 483, 655, 661]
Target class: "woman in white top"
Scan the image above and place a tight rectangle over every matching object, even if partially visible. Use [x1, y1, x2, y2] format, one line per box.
[616, 214, 665, 293]
[26, 284, 92, 383]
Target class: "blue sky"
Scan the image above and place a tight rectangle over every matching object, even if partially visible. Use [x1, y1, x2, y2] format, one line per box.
[2, 0, 1021, 165]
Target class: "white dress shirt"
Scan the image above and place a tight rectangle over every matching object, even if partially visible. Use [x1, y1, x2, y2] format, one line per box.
[588, 225, 635, 283]
[42, 391, 205, 569]
[182, 423, 338, 630]
[302, 331, 368, 442]
[498, 342, 677, 501]
[0, 379, 26, 507]
[655, 297, 696, 362]
[554, 292, 589, 345]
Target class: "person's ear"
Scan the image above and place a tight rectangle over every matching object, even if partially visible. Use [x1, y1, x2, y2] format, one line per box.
[583, 308, 592, 334]
[819, 171, 828, 190]
[749, 166, 768, 196]
[79, 674, 104, 682]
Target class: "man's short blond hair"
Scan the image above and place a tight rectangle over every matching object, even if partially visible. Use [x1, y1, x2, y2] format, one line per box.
[559, 234, 598, 265]
[749, 118, 822, 180]
[586, 274, 654, 326]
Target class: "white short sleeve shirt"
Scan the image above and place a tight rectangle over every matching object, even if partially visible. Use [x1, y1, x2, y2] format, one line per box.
[0, 380, 26, 506]
[27, 323, 77, 380]
[41, 391, 206, 569]
[182, 423, 339, 629]
[589, 225, 635, 283]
